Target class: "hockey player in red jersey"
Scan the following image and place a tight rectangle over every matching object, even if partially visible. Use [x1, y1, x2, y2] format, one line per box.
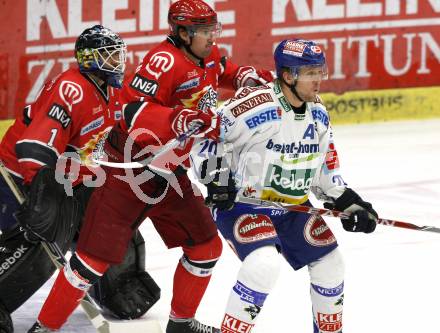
[27, 1, 274, 332]
[0, 25, 160, 333]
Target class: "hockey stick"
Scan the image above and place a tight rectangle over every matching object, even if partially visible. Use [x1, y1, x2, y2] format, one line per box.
[92, 124, 202, 169]
[0, 160, 163, 333]
[237, 196, 440, 234]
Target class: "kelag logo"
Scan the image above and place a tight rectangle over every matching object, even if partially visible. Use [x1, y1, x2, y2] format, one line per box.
[263, 164, 316, 197]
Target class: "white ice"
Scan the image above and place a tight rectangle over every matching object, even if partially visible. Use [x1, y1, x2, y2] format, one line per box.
[12, 119, 440, 333]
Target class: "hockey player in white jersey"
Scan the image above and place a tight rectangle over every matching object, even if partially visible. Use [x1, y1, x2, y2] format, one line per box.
[194, 39, 379, 332]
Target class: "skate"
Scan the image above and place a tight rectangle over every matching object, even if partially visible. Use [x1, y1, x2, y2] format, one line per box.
[27, 322, 56, 333]
[166, 317, 220, 333]
[0, 303, 13, 333]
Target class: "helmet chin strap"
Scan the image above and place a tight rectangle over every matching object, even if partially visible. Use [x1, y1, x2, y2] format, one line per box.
[282, 77, 305, 104]
[184, 40, 204, 63]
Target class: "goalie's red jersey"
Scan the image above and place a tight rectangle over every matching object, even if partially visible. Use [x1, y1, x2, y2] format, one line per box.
[118, 37, 240, 170]
[0, 68, 121, 184]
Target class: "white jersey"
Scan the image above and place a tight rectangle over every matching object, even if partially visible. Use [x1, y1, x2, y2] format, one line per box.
[191, 80, 347, 204]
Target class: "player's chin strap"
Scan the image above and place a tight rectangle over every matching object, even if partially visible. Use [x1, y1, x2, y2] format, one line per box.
[0, 160, 164, 333]
[236, 196, 440, 234]
[92, 124, 202, 169]
[281, 76, 304, 103]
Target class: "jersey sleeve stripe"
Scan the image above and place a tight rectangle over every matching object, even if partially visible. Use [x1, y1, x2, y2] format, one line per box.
[124, 101, 148, 132]
[16, 139, 61, 157]
[16, 142, 59, 168]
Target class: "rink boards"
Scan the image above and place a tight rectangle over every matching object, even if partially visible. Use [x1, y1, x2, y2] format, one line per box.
[1, 85, 439, 139]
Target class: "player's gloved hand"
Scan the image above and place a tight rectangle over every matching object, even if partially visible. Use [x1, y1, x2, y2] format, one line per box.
[324, 188, 378, 233]
[15, 166, 65, 242]
[171, 106, 220, 140]
[200, 157, 237, 211]
[234, 66, 276, 88]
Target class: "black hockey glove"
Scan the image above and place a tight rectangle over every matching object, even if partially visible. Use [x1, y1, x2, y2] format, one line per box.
[200, 157, 237, 211]
[324, 188, 378, 233]
[15, 166, 66, 243]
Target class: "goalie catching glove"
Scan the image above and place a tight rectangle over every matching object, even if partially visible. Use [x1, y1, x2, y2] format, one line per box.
[200, 157, 237, 211]
[324, 188, 378, 233]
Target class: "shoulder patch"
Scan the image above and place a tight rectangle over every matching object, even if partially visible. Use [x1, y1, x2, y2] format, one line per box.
[130, 74, 159, 96]
[311, 106, 329, 127]
[229, 86, 272, 104]
[59, 80, 83, 109]
[231, 93, 274, 118]
[47, 103, 71, 129]
[145, 51, 174, 79]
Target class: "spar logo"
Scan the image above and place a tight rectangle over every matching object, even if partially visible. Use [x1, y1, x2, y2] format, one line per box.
[317, 311, 343, 332]
[233, 214, 277, 244]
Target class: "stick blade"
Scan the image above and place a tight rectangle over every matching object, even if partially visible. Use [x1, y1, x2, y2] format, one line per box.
[80, 299, 163, 333]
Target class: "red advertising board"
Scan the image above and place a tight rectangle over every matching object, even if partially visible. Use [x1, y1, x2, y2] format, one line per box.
[0, 0, 439, 119]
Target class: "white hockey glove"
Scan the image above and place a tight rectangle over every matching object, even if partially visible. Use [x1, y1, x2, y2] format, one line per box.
[171, 106, 219, 140]
[233, 66, 275, 89]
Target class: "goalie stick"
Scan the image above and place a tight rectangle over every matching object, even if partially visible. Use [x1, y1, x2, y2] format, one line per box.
[237, 196, 440, 234]
[0, 160, 163, 333]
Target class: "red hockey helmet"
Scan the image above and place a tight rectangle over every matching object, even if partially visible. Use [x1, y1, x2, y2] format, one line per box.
[168, 0, 218, 34]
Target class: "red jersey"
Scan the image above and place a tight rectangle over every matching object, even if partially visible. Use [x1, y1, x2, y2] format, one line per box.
[0, 68, 121, 184]
[118, 37, 241, 170]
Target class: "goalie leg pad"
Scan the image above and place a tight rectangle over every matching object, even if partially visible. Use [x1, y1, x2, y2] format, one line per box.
[90, 230, 161, 319]
[0, 226, 56, 313]
[0, 301, 13, 333]
[0, 186, 84, 313]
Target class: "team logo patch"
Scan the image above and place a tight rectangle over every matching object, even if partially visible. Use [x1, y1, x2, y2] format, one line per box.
[145, 51, 174, 79]
[317, 312, 342, 332]
[283, 41, 306, 57]
[59, 81, 83, 109]
[130, 74, 159, 96]
[231, 93, 273, 117]
[221, 314, 254, 333]
[233, 214, 277, 244]
[47, 103, 71, 128]
[303, 215, 336, 247]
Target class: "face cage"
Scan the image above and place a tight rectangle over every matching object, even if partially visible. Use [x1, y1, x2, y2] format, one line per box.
[188, 22, 222, 39]
[92, 43, 127, 74]
[290, 64, 329, 81]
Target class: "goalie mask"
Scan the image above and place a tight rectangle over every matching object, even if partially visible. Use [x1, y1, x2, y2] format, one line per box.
[75, 25, 127, 88]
